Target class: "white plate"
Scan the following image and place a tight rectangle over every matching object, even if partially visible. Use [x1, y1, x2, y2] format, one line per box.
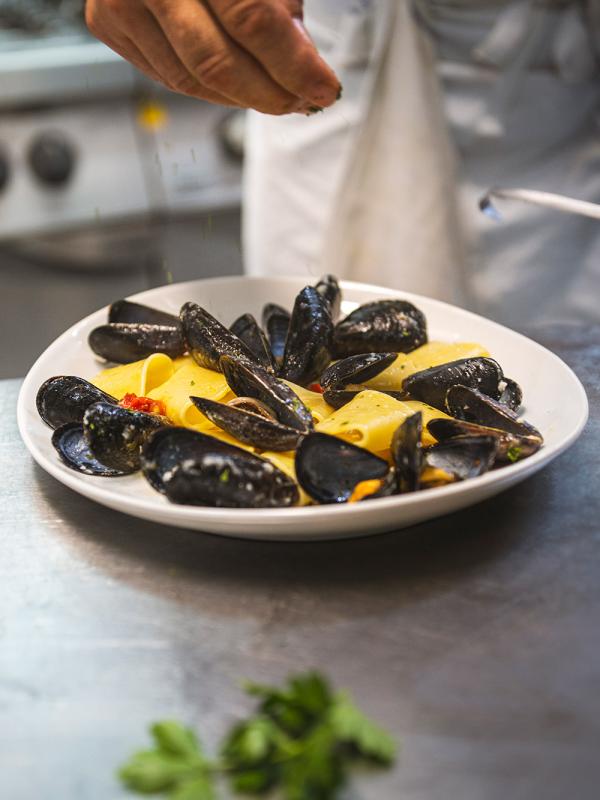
[18, 276, 588, 541]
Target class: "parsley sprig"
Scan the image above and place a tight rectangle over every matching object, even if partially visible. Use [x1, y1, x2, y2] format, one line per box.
[118, 672, 396, 799]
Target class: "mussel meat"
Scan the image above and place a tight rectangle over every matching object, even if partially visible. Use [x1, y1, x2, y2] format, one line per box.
[37, 375, 117, 429]
[141, 428, 299, 508]
[191, 396, 304, 452]
[180, 302, 257, 372]
[295, 432, 390, 504]
[333, 299, 427, 358]
[280, 286, 334, 386]
[88, 323, 185, 363]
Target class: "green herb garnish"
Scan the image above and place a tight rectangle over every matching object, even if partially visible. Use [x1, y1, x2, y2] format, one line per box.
[219, 468, 230, 484]
[118, 672, 396, 799]
[507, 446, 522, 463]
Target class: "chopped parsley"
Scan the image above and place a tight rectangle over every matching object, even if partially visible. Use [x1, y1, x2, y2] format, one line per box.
[507, 446, 522, 463]
[219, 467, 230, 483]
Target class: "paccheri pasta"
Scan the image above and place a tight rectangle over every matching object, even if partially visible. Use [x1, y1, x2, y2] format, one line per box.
[36, 277, 543, 508]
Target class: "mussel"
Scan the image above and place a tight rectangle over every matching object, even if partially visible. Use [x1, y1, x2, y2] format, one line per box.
[109, 299, 179, 326]
[37, 375, 117, 429]
[191, 396, 304, 452]
[141, 428, 299, 508]
[498, 378, 523, 413]
[315, 274, 341, 321]
[391, 412, 423, 493]
[88, 323, 185, 363]
[402, 358, 504, 411]
[295, 432, 390, 504]
[424, 436, 498, 480]
[262, 303, 290, 365]
[280, 286, 334, 386]
[445, 385, 543, 440]
[321, 352, 398, 409]
[220, 355, 313, 433]
[427, 418, 541, 463]
[180, 302, 257, 372]
[230, 313, 276, 372]
[333, 300, 427, 358]
[52, 423, 127, 477]
[83, 401, 169, 472]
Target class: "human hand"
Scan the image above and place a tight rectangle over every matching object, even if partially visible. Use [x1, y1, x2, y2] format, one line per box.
[85, 0, 341, 114]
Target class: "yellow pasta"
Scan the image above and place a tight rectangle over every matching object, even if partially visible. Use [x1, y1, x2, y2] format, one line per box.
[92, 353, 174, 399]
[364, 341, 489, 391]
[402, 400, 453, 446]
[147, 358, 231, 426]
[283, 381, 335, 424]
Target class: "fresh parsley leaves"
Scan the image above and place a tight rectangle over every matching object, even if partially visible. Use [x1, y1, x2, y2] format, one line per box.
[118, 672, 396, 800]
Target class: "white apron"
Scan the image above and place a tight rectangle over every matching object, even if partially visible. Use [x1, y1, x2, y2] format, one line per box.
[243, 0, 600, 327]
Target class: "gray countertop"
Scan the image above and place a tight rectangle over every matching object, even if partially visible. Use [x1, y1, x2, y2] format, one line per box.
[2, 324, 599, 800]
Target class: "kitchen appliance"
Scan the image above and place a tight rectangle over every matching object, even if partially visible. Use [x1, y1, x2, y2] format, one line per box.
[0, 0, 245, 377]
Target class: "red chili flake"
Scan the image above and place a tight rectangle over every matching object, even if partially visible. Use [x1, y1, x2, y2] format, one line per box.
[119, 393, 168, 417]
[308, 383, 324, 394]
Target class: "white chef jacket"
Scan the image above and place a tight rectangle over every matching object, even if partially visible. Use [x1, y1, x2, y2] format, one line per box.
[243, 0, 600, 328]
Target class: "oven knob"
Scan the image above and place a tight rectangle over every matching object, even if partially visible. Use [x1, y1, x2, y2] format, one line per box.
[28, 133, 76, 186]
[0, 148, 9, 192]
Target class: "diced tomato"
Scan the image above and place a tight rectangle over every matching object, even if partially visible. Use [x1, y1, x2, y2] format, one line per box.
[308, 383, 324, 394]
[119, 393, 168, 417]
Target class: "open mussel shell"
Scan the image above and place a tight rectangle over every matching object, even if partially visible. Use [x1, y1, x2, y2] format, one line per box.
[88, 323, 185, 363]
[402, 357, 503, 411]
[51, 423, 126, 476]
[108, 299, 179, 327]
[220, 355, 313, 432]
[180, 302, 257, 372]
[427, 418, 541, 463]
[191, 396, 304, 452]
[391, 412, 423, 493]
[83, 401, 169, 473]
[280, 286, 334, 387]
[295, 432, 390, 504]
[314, 274, 341, 321]
[424, 435, 498, 480]
[321, 353, 397, 392]
[230, 313, 276, 372]
[498, 378, 523, 413]
[262, 303, 290, 365]
[37, 375, 117, 429]
[446, 385, 543, 440]
[141, 428, 299, 508]
[333, 299, 427, 358]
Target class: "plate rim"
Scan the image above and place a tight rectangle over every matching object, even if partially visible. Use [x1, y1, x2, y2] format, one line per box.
[17, 276, 589, 528]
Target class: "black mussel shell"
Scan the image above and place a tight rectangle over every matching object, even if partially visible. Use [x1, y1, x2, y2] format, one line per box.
[333, 299, 427, 358]
[280, 286, 334, 387]
[498, 378, 523, 413]
[424, 435, 498, 480]
[37, 375, 117, 429]
[230, 313, 276, 372]
[141, 428, 299, 508]
[220, 355, 313, 432]
[314, 274, 341, 321]
[83, 402, 169, 473]
[51, 423, 126, 476]
[88, 323, 185, 363]
[402, 358, 503, 411]
[262, 303, 290, 364]
[180, 302, 257, 372]
[322, 385, 405, 410]
[391, 412, 423, 493]
[427, 418, 541, 463]
[321, 353, 397, 391]
[295, 432, 390, 504]
[445, 385, 543, 440]
[108, 299, 179, 326]
[191, 397, 304, 452]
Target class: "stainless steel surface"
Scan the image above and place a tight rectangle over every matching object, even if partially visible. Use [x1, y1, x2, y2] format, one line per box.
[1, 324, 599, 799]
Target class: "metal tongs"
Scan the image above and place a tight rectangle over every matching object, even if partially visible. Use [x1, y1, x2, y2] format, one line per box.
[479, 187, 600, 222]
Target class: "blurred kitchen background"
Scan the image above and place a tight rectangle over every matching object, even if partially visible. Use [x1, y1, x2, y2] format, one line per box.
[0, 0, 245, 378]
